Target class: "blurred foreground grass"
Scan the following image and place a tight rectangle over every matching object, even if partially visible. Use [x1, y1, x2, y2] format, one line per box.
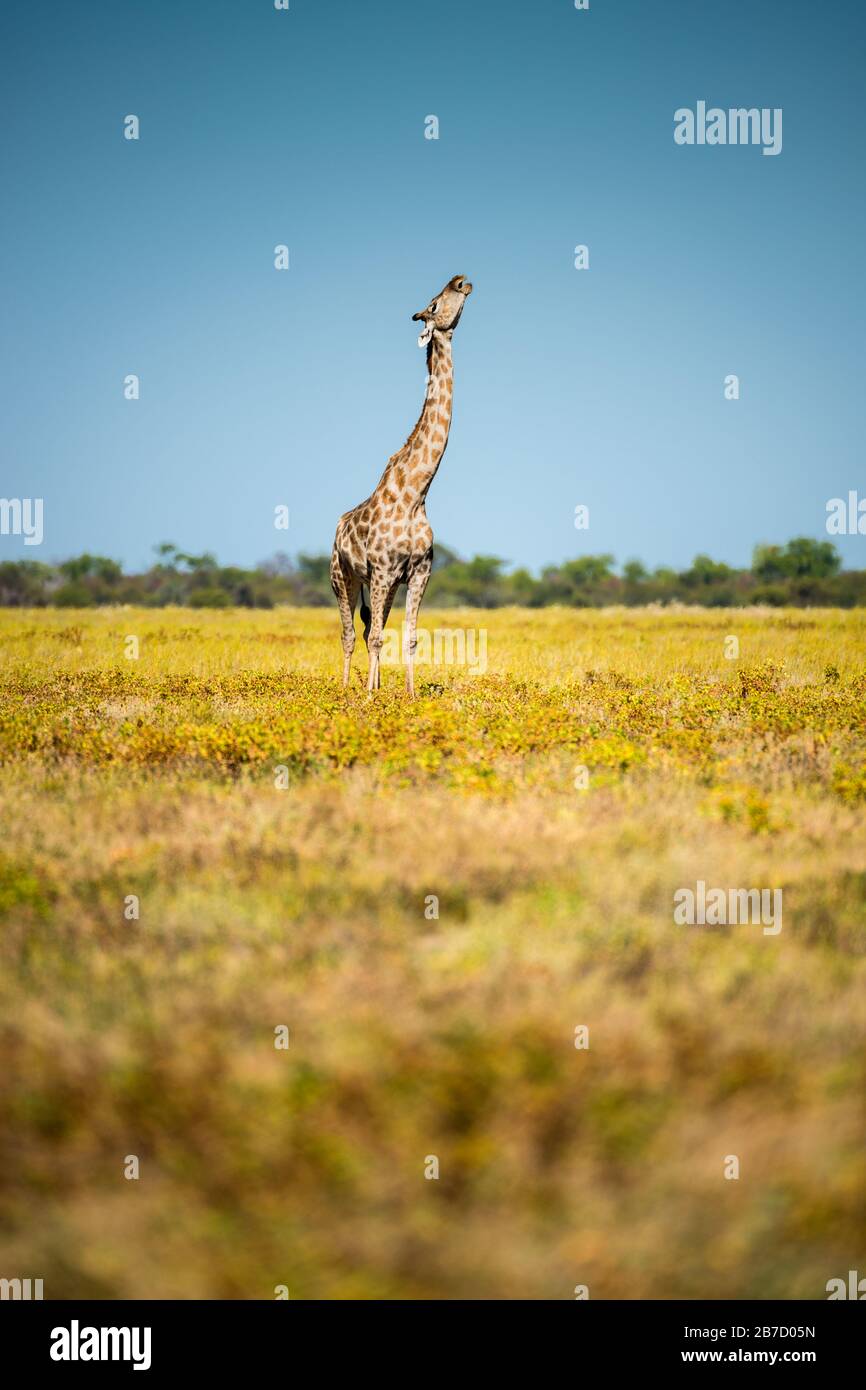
[0, 605, 864, 1298]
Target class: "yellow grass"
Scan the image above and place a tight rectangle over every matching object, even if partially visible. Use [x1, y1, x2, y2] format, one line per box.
[0, 605, 864, 1298]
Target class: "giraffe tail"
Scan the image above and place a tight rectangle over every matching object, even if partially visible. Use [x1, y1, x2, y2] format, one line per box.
[360, 587, 371, 644]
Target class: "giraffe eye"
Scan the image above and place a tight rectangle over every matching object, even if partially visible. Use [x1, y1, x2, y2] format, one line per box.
[430, 301, 438, 314]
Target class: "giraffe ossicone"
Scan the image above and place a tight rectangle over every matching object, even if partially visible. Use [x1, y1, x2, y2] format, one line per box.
[330, 273, 473, 696]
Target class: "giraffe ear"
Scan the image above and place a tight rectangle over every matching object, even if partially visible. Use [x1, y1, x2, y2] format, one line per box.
[417, 320, 434, 348]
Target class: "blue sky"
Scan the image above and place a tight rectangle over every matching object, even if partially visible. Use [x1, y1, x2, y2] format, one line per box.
[2, 0, 864, 573]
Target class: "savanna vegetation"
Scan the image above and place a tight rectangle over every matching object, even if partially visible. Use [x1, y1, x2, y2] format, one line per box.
[2, 535, 863, 609]
[0, 605, 864, 1298]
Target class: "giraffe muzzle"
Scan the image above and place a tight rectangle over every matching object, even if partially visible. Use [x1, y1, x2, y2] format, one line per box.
[411, 276, 472, 346]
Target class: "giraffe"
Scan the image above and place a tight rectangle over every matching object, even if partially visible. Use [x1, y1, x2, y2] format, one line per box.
[330, 274, 473, 696]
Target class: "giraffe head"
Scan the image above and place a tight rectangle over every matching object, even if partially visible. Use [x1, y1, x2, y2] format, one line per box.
[412, 275, 472, 346]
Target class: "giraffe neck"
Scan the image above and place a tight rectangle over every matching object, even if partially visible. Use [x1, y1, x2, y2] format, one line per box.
[379, 330, 454, 505]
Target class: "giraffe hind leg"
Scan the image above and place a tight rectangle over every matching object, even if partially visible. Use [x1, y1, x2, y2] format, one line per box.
[330, 551, 360, 688]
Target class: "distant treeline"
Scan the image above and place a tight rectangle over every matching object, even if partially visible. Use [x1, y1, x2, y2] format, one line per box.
[1, 537, 863, 609]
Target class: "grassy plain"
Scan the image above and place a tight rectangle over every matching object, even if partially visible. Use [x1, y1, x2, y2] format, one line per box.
[0, 605, 864, 1298]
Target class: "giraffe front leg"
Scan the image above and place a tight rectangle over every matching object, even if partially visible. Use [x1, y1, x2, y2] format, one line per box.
[330, 551, 360, 689]
[365, 573, 391, 693]
[404, 556, 432, 699]
[376, 579, 401, 690]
